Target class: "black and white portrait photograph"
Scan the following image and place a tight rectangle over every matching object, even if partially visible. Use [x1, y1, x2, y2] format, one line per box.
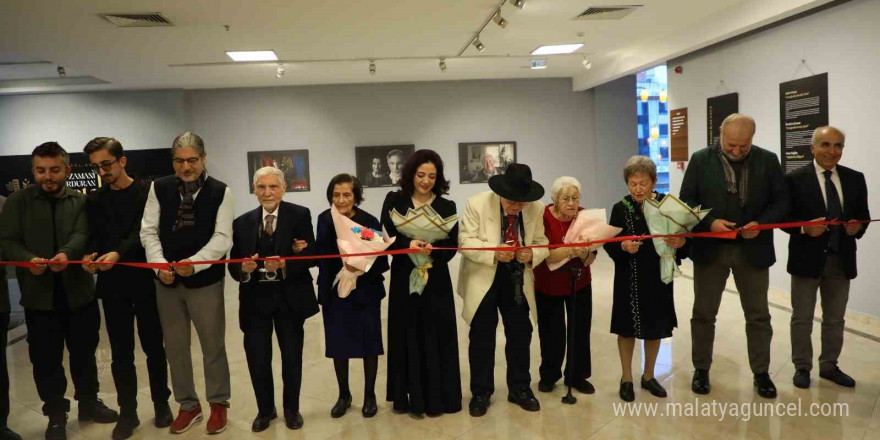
[355, 144, 415, 188]
[458, 142, 516, 184]
[246, 149, 310, 193]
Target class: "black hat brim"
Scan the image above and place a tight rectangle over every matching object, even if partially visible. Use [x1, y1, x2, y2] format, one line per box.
[488, 175, 545, 202]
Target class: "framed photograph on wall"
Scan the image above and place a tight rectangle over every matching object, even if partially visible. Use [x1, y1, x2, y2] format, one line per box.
[458, 142, 516, 184]
[246, 149, 310, 193]
[355, 144, 415, 188]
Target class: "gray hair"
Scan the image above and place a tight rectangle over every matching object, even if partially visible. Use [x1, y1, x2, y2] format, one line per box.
[550, 176, 582, 201]
[719, 113, 756, 141]
[623, 155, 657, 183]
[811, 126, 846, 145]
[252, 166, 286, 188]
[171, 132, 206, 157]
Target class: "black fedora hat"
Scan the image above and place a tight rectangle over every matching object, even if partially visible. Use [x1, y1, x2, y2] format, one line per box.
[488, 163, 544, 202]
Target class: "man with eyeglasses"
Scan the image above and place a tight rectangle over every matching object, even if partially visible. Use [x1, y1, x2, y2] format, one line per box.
[140, 132, 233, 435]
[0, 142, 119, 440]
[81, 138, 172, 440]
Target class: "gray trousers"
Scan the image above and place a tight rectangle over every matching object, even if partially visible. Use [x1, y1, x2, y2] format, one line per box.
[790, 255, 850, 373]
[691, 244, 772, 374]
[155, 280, 230, 410]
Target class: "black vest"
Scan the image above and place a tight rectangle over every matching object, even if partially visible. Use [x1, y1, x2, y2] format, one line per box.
[155, 175, 227, 288]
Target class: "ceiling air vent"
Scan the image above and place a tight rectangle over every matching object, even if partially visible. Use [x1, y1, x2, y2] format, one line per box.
[576, 5, 642, 20]
[98, 13, 173, 27]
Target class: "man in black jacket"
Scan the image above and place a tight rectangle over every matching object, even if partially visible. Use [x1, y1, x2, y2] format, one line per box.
[82, 138, 172, 439]
[228, 166, 317, 432]
[680, 114, 790, 399]
[785, 126, 869, 389]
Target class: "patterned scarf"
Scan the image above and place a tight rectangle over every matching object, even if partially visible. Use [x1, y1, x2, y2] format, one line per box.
[173, 172, 206, 232]
[714, 142, 749, 207]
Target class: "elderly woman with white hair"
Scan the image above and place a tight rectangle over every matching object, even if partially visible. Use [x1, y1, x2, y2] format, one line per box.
[533, 176, 597, 395]
[603, 156, 686, 402]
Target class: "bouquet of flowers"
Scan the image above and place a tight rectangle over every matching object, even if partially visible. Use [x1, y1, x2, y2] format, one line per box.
[547, 209, 622, 271]
[331, 205, 396, 298]
[388, 204, 458, 295]
[643, 194, 710, 284]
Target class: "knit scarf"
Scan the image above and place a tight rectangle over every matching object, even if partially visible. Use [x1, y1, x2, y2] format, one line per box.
[714, 142, 749, 207]
[173, 172, 206, 232]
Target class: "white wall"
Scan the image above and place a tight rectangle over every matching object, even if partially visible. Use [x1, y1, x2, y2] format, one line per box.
[666, 0, 880, 317]
[594, 75, 639, 209]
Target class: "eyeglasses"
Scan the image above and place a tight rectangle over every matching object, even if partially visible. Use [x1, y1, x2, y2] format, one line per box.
[172, 157, 201, 166]
[89, 159, 118, 172]
[560, 196, 580, 204]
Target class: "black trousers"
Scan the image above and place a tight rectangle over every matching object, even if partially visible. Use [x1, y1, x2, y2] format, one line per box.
[468, 264, 533, 396]
[240, 300, 305, 416]
[25, 301, 101, 416]
[101, 283, 171, 414]
[0, 313, 9, 427]
[535, 286, 592, 386]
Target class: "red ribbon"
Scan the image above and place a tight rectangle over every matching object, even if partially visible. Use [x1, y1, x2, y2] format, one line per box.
[6, 219, 875, 270]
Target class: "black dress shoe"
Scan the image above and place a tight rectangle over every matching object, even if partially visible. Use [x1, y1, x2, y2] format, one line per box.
[819, 368, 856, 388]
[362, 395, 378, 418]
[571, 379, 595, 395]
[78, 399, 119, 423]
[754, 373, 777, 398]
[331, 395, 352, 418]
[537, 381, 555, 393]
[793, 369, 811, 389]
[619, 382, 635, 402]
[46, 414, 67, 440]
[468, 393, 491, 417]
[0, 427, 22, 440]
[284, 409, 303, 430]
[640, 376, 667, 398]
[507, 388, 540, 412]
[154, 402, 173, 428]
[112, 414, 140, 440]
[691, 369, 710, 395]
[251, 412, 276, 433]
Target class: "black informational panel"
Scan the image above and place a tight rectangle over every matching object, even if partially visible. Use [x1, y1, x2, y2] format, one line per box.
[779, 73, 828, 174]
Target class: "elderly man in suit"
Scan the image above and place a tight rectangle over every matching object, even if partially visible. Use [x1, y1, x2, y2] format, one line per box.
[785, 126, 869, 389]
[228, 166, 317, 431]
[680, 113, 790, 399]
[458, 163, 550, 417]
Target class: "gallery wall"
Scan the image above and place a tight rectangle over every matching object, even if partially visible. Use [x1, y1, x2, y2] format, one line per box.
[666, 0, 880, 317]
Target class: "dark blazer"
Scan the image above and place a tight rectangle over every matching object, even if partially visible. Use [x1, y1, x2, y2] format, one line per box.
[679, 145, 790, 269]
[228, 201, 318, 319]
[784, 162, 870, 279]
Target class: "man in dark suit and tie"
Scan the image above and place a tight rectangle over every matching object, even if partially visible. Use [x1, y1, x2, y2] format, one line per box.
[228, 166, 318, 431]
[785, 126, 869, 389]
[680, 113, 790, 399]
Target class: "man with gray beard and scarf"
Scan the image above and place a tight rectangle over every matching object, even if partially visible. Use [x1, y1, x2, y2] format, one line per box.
[680, 114, 790, 399]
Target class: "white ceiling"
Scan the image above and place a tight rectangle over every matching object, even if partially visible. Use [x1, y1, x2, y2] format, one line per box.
[0, 0, 835, 95]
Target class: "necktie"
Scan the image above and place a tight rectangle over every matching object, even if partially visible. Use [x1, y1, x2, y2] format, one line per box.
[504, 215, 518, 244]
[264, 214, 275, 237]
[823, 170, 841, 253]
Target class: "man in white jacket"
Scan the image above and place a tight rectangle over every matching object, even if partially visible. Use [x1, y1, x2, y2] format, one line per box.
[457, 163, 549, 417]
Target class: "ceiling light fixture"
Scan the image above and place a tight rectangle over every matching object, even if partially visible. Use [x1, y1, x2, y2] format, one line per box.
[493, 11, 508, 28]
[369, 60, 376, 75]
[439, 58, 447, 72]
[56, 66, 66, 78]
[582, 56, 592, 69]
[510, 0, 526, 10]
[472, 36, 485, 52]
[276, 65, 285, 78]
[225, 50, 278, 62]
[531, 43, 584, 55]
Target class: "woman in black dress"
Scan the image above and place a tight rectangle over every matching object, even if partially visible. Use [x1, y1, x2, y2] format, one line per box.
[380, 149, 462, 417]
[604, 156, 686, 402]
[316, 174, 389, 418]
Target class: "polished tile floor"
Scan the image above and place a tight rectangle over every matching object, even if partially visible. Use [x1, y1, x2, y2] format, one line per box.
[6, 255, 880, 440]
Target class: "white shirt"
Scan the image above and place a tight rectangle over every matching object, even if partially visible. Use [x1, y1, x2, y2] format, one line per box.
[814, 160, 844, 209]
[140, 180, 234, 275]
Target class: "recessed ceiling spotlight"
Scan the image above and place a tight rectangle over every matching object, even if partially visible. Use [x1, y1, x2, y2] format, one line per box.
[439, 59, 447, 72]
[493, 11, 508, 28]
[582, 57, 592, 70]
[369, 60, 376, 75]
[510, 0, 526, 10]
[56, 66, 66, 78]
[472, 36, 485, 52]
[276, 65, 285, 78]
[531, 43, 584, 55]
[225, 50, 278, 62]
